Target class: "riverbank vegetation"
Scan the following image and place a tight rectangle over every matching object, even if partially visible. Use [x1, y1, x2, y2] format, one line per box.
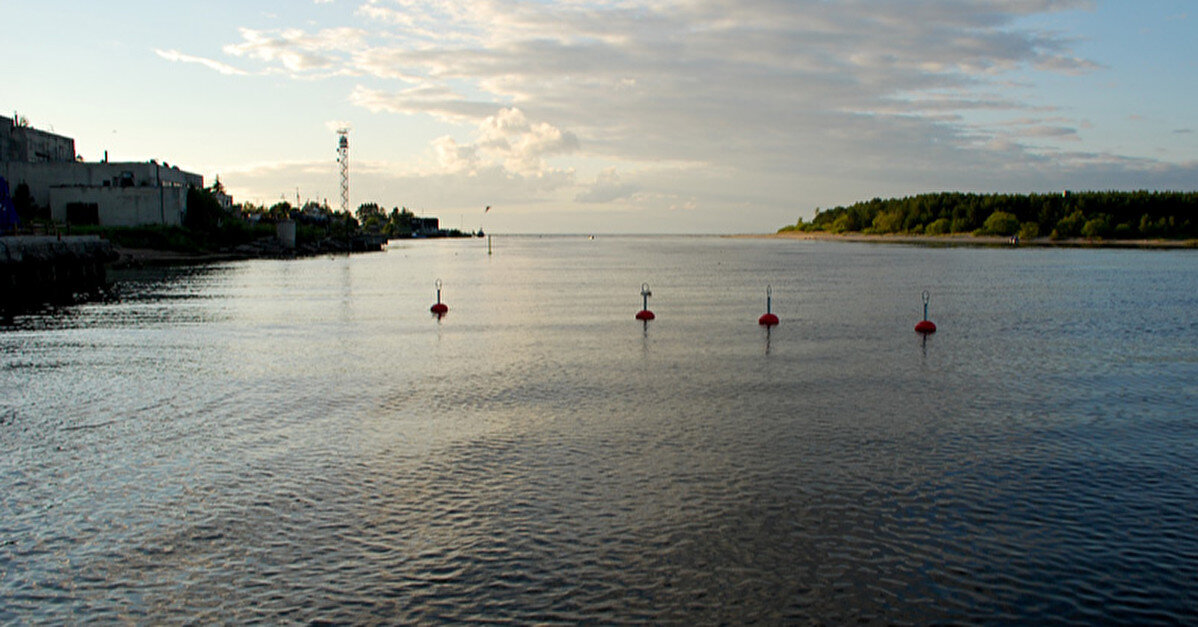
[779, 191, 1197, 241]
[351, 202, 477, 238]
[74, 187, 474, 257]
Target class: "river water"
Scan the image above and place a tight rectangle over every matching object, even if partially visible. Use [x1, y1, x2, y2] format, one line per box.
[2, 236, 1196, 623]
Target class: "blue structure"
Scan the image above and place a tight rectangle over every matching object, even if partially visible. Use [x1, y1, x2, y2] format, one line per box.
[0, 176, 19, 234]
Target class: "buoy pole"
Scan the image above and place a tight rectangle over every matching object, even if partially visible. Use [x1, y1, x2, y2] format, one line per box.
[430, 278, 449, 315]
[636, 283, 655, 320]
[758, 284, 779, 326]
[487, 234, 492, 256]
[915, 290, 936, 333]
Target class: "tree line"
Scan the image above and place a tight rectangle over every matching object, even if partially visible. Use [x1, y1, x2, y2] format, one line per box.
[779, 191, 1197, 240]
[237, 200, 474, 239]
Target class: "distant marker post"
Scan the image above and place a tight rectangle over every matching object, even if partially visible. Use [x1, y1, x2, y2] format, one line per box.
[915, 290, 936, 333]
[636, 283, 655, 321]
[431, 278, 448, 315]
[758, 284, 779, 326]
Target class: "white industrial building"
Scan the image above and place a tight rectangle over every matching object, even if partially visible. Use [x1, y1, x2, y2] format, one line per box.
[1, 114, 203, 227]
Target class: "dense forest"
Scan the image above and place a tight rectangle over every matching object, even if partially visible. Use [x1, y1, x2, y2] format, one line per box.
[779, 191, 1197, 240]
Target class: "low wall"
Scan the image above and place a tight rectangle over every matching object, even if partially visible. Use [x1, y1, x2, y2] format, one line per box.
[0, 235, 117, 309]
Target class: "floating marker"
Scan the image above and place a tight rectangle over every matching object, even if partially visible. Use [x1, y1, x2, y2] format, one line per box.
[430, 278, 448, 315]
[915, 289, 936, 333]
[758, 284, 779, 326]
[635, 283, 655, 320]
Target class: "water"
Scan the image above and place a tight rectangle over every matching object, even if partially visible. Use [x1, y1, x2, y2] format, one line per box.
[2, 236, 1196, 623]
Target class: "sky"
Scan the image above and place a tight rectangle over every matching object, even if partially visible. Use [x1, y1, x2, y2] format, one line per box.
[4, 0, 1196, 233]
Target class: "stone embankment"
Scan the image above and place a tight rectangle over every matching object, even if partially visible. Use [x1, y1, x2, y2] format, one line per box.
[1, 235, 117, 309]
[112, 234, 389, 268]
[3, 233, 389, 310]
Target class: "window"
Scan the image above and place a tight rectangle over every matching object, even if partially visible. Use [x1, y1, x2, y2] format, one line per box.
[66, 202, 99, 225]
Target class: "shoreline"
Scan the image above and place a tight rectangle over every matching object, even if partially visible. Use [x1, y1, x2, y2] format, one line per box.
[734, 231, 1198, 249]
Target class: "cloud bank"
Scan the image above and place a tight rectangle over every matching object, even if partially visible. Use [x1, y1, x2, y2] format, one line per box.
[163, 0, 1198, 231]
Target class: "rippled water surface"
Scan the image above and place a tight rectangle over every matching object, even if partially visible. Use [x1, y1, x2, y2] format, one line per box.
[2, 236, 1197, 623]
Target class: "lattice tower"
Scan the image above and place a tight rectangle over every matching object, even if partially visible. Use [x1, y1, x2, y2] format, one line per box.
[336, 128, 350, 214]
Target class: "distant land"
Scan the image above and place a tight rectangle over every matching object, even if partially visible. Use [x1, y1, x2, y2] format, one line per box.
[775, 191, 1197, 245]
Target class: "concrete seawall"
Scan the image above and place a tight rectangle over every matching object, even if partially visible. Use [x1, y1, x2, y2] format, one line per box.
[1, 235, 118, 309]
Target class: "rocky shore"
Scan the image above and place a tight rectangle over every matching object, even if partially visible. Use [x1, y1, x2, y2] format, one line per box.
[1, 235, 118, 309]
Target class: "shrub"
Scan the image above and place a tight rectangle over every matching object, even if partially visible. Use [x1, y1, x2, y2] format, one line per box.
[1018, 222, 1040, 240]
[829, 214, 855, 234]
[870, 210, 904, 233]
[925, 218, 951, 235]
[1055, 210, 1086, 238]
[981, 211, 1020, 236]
[1081, 216, 1110, 240]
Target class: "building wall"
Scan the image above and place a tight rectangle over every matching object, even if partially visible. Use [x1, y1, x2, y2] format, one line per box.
[413, 217, 440, 233]
[0, 115, 76, 163]
[1, 161, 201, 204]
[1, 116, 205, 228]
[49, 185, 188, 227]
[1, 161, 202, 226]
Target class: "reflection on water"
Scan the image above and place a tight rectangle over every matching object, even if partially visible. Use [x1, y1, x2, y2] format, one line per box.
[2, 238, 1196, 623]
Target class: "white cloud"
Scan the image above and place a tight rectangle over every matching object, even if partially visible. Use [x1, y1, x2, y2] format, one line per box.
[576, 167, 639, 204]
[475, 108, 579, 175]
[155, 49, 249, 76]
[178, 0, 1198, 231]
[222, 27, 366, 75]
[431, 135, 479, 173]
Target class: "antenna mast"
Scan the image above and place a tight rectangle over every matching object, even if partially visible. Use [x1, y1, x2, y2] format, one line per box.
[336, 128, 350, 214]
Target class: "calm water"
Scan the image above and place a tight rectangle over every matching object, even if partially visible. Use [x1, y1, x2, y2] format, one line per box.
[2, 236, 1196, 623]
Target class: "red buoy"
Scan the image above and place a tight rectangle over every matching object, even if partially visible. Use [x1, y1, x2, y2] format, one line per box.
[636, 283, 654, 321]
[759, 313, 779, 326]
[431, 279, 448, 315]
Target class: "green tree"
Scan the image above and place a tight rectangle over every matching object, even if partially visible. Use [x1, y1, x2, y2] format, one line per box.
[926, 218, 951, 235]
[829, 214, 856, 234]
[870, 210, 905, 233]
[1055, 210, 1086, 238]
[1081, 215, 1110, 240]
[356, 202, 382, 223]
[184, 186, 226, 232]
[980, 211, 1020, 236]
[1018, 222, 1040, 240]
[267, 201, 293, 221]
[12, 182, 37, 221]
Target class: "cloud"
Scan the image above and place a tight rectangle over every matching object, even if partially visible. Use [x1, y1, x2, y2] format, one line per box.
[155, 49, 249, 75]
[348, 84, 494, 122]
[475, 108, 579, 175]
[192, 0, 1198, 231]
[222, 27, 366, 75]
[576, 167, 639, 203]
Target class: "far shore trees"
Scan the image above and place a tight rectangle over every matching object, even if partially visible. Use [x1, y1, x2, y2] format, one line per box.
[779, 191, 1196, 240]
